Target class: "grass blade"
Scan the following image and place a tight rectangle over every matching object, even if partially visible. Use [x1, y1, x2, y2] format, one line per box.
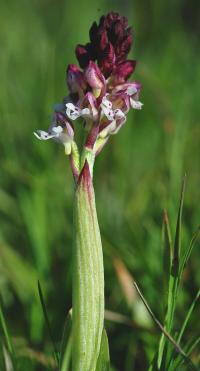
[2, 345, 14, 371]
[133, 281, 198, 371]
[37, 281, 59, 367]
[172, 175, 186, 277]
[167, 176, 186, 332]
[171, 335, 200, 371]
[0, 302, 14, 356]
[60, 336, 72, 371]
[186, 336, 200, 358]
[96, 328, 110, 371]
[59, 310, 72, 371]
[156, 178, 186, 369]
[169, 292, 200, 371]
[133, 281, 186, 357]
[157, 210, 173, 368]
[177, 289, 200, 344]
[179, 228, 200, 280]
[162, 209, 173, 284]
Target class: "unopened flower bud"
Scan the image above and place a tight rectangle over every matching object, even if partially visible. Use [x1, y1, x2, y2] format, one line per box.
[112, 60, 136, 84]
[84, 61, 105, 98]
[99, 43, 116, 78]
[75, 44, 95, 69]
[67, 64, 86, 95]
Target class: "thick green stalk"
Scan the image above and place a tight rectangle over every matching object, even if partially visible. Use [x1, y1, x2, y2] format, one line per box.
[72, 161, 104, 371]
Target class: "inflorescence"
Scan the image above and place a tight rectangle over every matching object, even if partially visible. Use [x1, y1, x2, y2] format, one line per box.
[34, 12, 143, 177]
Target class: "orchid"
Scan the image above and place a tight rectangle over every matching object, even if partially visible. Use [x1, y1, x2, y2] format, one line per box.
[34, 12, 142, 176]
[34, 12, 142, 371]
[34, 112, 74, 155]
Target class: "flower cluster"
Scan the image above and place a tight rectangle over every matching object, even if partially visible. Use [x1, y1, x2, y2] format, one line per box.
[76, 12, 135, 79]
[34, 12, 142, 176]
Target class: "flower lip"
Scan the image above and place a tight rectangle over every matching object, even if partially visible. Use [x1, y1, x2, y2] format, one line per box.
[98, 96, 127, 138]
[100, 95, 125, 125]
[34, 130, 56, 140]
[34, 125, 67, 142]
[66, 92, 99, 122]
[34, 113, 74, 153]
[130, 99, 143, 110]
[66, 102, 92, 121]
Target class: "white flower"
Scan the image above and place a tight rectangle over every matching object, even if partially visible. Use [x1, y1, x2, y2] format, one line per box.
[127, 86, 138, 96]
[100, 95, 125, 121]
[66, 103, 92, 121]
[99, 97, 126, 137]
[130, 99, 143, 110]
[111, 83, 143, 111]
[100, 96, 114, 120]
[34, 119, 74, 155]
[114, 109, 126, 120]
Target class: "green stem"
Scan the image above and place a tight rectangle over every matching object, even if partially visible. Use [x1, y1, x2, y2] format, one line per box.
[72, 161, 104, 371]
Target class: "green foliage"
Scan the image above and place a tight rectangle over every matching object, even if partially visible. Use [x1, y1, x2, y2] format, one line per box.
[96, 329, 110, 371]
[149, 179, 200, 370]
[0, 302, 15, 369]
[59, 311, 72, 371]
[38, 281, 59, 367]
[0, 0, 200, 370]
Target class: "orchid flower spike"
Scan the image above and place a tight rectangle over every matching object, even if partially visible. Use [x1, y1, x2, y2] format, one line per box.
[34, 11, 143, 178]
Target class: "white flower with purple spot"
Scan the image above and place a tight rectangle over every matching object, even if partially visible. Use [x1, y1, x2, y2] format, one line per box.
[34, 114, 74, 155]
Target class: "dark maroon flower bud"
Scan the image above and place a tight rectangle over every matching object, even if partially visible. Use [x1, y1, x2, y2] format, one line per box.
[98, 43, 115, 78]
[99, 15, 106, 28]
[75, 43, 95, 69]
[75, 12, 134, 79]
[67, 64, 86, 94]
[112, 60, 136, 84]
[105, 12, 128, 29]
[75, 45, 89, 68]
[90, 23, 108, 55]
[99, 31, 108, 52]
[120, 27, 132, 55]
[107, 20, 124, 46]
[114, 28, 133, 64]
[89, 22, 98, 44]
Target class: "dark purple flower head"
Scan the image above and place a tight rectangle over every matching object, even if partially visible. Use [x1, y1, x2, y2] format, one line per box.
[76, 12, 135, 79]
[35, 12, 142, 165]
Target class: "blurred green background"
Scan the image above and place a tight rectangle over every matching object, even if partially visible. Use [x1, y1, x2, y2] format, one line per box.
[0, 0, 200, 369]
